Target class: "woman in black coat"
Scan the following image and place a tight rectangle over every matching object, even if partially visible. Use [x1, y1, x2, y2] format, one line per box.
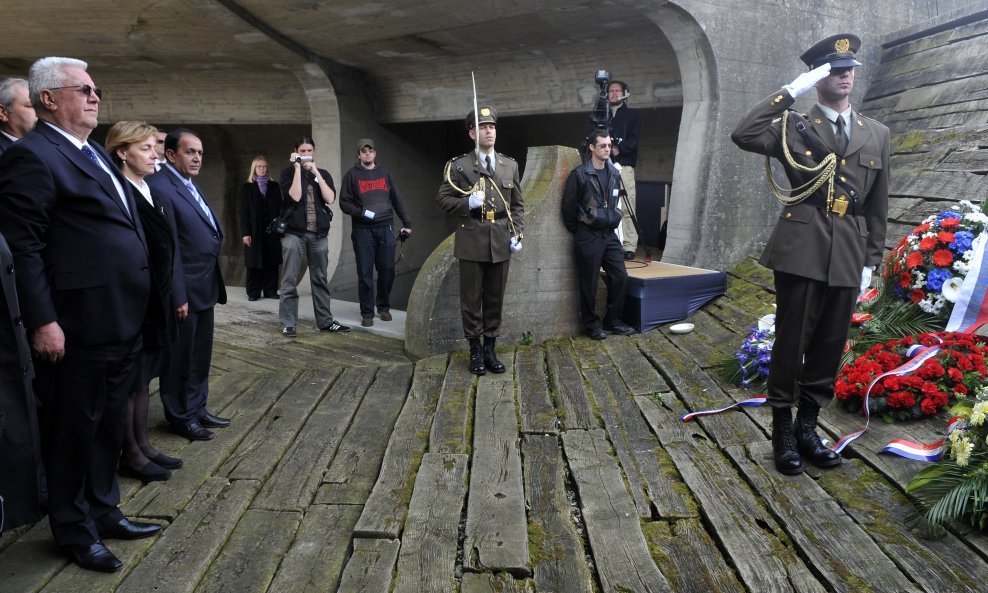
[106, 121, 182, 482]
[240, 156, 283, 300]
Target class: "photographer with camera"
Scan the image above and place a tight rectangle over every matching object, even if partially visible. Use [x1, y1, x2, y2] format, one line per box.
[277, 135, 349, 337]
[606, 79, 641, 260]
[339, 139, 412, 327]
[562, 128, 635, 339]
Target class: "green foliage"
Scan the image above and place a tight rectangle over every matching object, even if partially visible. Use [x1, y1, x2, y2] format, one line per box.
[907, 453, 988, 534]
[521, 330, 533, 346]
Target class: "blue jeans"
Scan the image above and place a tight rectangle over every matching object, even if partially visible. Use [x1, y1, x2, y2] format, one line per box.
[351, 225, 396, 319]
[279, 232, 335, 328]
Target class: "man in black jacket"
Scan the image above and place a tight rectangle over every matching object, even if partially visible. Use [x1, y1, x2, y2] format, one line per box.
[607, 80, 641, 260]
[561, 129, 635, 339]
[339, 139, 413, 327]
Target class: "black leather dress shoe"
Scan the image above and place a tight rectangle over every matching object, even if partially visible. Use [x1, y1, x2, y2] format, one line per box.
[604, 322, 636, 336]
[98, 518, 162, 540]
[588, 329, 608, 340]
[63, 542, 122, 573]
[119, 460, 170, 483]
[170, 421, 214, 441]
[200, 411, 231, 428]
[149, 452, 183, 469]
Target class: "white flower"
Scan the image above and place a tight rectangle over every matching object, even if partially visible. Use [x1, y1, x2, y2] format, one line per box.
[964, 211, 988, 225]
[942, 277, 963, 302]
[953, 437, 974, 467]
[971, 401, 988, 426]
[954, 261, 971, 275]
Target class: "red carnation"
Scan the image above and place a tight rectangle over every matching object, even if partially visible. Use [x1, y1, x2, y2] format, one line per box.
[920, 398, 939, 415]
[914, 223, 931, 234]
[932, 249, 953, 266]
[948, 367, 963, 382]
[887, 391, 916, 409]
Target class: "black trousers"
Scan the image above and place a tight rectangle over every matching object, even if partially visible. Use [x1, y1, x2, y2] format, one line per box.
[458, 259, 510, 339]
[245, 266, 279, 299]
[160, 307, 214, 425]
[574, 227, 628, 332]
[767, 271, 857, 409]
[36, 334, 140, 547]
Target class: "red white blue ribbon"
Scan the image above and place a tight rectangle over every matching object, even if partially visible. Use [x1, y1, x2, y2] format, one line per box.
[680, 395, 767, 422]
[947, 232, 988, 334]
[830, 342, 942, 454]
[880, 416, 965, 462]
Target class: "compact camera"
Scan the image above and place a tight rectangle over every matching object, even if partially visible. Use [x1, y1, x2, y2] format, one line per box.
[398, 229, 411, 242]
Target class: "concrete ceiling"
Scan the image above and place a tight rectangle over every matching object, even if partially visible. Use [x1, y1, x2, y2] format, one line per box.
[0, 0, 682, 124]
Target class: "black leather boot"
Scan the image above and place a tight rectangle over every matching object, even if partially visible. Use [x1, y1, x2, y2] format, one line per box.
[795, 401, 842, 468]
[468, 338, 486, 376]
[483, 337, 506, 373]
[772, 407, 804, 475]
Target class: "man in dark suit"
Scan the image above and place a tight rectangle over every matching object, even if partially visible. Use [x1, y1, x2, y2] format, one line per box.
[149, 129, 228, 442]
[732, 34, 889, 475]
[0, 77, 36, 154]
[437, 106, 525, 376]
[0, 57, 161, 572]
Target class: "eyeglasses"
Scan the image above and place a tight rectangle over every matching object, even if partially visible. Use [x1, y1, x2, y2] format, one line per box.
[50, 85, 103, 100]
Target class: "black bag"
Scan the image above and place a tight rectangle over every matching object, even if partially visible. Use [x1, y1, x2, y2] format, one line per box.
[266, 211, 289, 236]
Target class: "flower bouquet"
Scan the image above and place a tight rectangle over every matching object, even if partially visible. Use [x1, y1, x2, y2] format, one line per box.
[716, 313, 775, 391]
[906, 385, 988, 532]
[834, 332, 988, 421]
[884, 201, 988, 318]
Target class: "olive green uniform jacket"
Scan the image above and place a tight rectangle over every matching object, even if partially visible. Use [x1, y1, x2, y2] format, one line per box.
[437, 151, 524, 263]
[731, 90, 890, 288]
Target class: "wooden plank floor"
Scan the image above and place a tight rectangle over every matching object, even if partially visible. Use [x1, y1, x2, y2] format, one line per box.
[4, 265, 988, 592]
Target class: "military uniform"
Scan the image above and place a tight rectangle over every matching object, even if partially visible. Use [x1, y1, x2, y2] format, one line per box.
[437, 106, 524, 374]
[731, 34, 890, 474]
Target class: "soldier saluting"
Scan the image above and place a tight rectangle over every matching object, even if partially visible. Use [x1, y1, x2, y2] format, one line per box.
[437, 105, 525, 375]
[731, 34, 890, 475]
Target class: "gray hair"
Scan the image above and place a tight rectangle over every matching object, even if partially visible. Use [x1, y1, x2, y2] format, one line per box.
[28, 57, 88, 110]
[0, 78, 29, 111]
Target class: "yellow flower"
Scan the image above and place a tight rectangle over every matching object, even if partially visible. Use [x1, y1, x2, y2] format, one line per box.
[971, 402, 988, 426]
[954, 437, 974, 467]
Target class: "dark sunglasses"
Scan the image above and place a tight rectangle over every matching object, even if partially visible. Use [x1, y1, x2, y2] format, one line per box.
[50, 85, 103, 100]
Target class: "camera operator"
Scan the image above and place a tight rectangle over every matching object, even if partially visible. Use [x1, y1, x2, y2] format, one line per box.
[561, 129, 635, 339]
[277, 135, 349, 337]
[339, 138, 412, 327]
[606, 80, 641, 260]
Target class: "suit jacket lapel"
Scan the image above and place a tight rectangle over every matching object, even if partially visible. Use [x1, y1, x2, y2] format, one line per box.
[807, 104, 840, 156]
[165, 167, 214, 230]
[844, 110, 873, 157]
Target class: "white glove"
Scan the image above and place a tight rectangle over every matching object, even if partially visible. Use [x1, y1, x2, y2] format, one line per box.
[859, 266, 874, 296]
[509, 236, 522, 253]
[783, 63, 831, 99]
[468, 191, 485, 209]
[362, 209, 375, 220]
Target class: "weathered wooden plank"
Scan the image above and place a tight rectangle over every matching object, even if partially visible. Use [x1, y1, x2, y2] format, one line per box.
[583, 368, 651, 518]
[464, 350, 530, 575]
[316, 365, 413, 504]
[219, 368, 340, 481]
[116, 478, 260, 593]
[818, 457, 988, 593]
[636, 397, 826, 593]
[124, 370, 298, 519]
[251, 367, 373, 511]
[515, 345, 558, 434]
[267, 504, 362, 593]
[392, 453, 469, 593]
[33, 524, 156, 593]
[545, 341, 597, 430]
[729, 441, 921, 593]
[636, 331, 764, 449]
[562, 429, 672, 593]
[640, 518, 745, 593]
[597, 367, 693, 520]
[603, 336, 669, 394]
[194, 509, 301, 593]
[521, 435, 594, 593]
[569, 335, 611, 369]
[337, 537, 400, 593]
[430, 352, 475, 454]
[355, 356, 448, 538]
[460, 573, 535, 593]
[660, 310, 738, 369]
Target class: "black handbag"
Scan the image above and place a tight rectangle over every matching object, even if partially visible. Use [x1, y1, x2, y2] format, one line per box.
[266, 211, 289, 236]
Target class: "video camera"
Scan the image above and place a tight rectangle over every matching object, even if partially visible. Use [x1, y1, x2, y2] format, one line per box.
[292, 155, 313, 164]
[589, 70, 611, 130]
[398, 229, 411, 242]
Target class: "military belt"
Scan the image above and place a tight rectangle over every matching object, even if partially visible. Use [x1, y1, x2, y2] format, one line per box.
[469, 208, 507, 221]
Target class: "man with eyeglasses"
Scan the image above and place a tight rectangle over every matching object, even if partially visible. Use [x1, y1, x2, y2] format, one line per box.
[0, 56, 160, 572]
[149, 129, 228, 443]
[561, 128, 635, 340]
[0, 77, 37, 155]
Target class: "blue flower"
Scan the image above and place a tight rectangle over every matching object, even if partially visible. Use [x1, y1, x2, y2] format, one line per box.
[937, 211, 962, 222]
[950, 230, 975, 254]
[926, 267, 952, 292]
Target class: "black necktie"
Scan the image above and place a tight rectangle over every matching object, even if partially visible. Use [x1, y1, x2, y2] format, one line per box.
[485, 155, 494, 175]
[835, 116, 848, 155]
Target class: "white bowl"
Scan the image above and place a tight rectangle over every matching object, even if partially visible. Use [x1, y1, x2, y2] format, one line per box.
[669, 322, 694, 335]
